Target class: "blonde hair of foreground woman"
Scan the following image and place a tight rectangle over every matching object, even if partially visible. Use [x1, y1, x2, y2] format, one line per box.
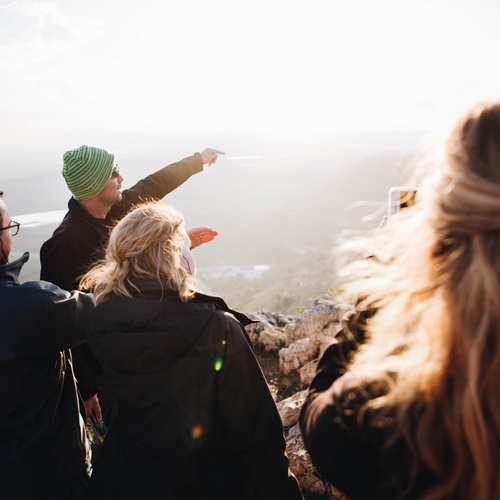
[80, 203, 195, 305]
[342, 102, 500, 500]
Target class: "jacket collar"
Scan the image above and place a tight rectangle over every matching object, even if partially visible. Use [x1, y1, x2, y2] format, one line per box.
[124, 278, 256, 327]
[68, 196, 114, 229]
[0, 252, 29, 285]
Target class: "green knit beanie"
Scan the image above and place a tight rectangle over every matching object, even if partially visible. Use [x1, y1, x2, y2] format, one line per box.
[62, 145, 115, 201]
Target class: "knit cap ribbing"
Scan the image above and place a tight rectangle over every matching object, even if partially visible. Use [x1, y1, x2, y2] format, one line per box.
[62, 145, 115, 201]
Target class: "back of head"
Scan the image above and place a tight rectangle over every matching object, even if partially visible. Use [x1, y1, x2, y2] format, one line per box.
[435, 102, 500, 234]
[81, 203, 195, 304]
[345, 101, 500, 500]
[63, 145, 115, 201]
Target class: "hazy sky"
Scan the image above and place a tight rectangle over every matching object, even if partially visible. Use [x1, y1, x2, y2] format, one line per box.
[1, 0, 500, 144]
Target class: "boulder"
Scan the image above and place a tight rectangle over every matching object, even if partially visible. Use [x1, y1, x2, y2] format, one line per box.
[285, 294, 352, 347]
[299, 359, 319, 385]
[259, 327, 286, 352]
[268, 311, 294, 327]
[279, 338, 318, 376]
[245, 311, 289, 349]
[276, 390, 307, 427]
[245, 312, 273, 343]
[286, 424, 350, 500]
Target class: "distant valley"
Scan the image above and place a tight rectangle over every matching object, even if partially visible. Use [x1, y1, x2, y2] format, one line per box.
[1, 129, 426, 312]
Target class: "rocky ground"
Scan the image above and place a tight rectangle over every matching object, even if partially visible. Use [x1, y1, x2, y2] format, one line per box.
[247, 293, 353, 500]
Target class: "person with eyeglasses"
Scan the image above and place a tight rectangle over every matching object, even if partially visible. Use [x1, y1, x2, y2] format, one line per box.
[39, 145, 224, 431]
[0, 190, 95, 500]
[0, 216, 20, 262]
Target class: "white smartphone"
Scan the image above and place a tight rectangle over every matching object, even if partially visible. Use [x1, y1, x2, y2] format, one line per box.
[388, 187, 418, 217]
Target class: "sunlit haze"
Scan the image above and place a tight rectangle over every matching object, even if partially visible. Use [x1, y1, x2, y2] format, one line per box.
[1, 0, 499, 138]
[1, 0, 500, 311]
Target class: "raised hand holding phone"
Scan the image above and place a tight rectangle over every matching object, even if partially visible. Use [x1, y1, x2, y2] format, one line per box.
[388, 187, 418, 217]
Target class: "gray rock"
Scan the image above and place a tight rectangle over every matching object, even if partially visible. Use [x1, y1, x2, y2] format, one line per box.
[276, 390, 307, 427]
[285, 294, 353, 346]
[279, 338, 318, 376]
[259, 327, 286, 352]
[299, 359, 319, 385]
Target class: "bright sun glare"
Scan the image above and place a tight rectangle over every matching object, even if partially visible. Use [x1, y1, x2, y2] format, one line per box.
[0, 0, 499, 142]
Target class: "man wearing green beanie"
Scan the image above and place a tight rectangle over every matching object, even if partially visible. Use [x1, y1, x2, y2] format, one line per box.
[62, 145, 116, 202]
[40, 145, 224, 425]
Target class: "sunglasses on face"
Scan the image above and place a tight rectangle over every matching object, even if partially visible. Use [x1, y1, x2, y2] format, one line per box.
[111, 165, 120, 179]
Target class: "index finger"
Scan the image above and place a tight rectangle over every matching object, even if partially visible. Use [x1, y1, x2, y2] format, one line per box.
[210, 149, 225, 155]
[94, 407, 103, 422]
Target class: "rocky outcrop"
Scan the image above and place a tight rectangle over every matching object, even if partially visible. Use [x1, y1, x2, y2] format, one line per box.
[246, 311, 292, 351]
[279, 294, 353, 377]
[247, 292, 353, 499]
[276, 390, 307, 427]
[246, 295, 351, 360]
[279, 338, 318, 376]
[285, 294, 353, 346]
[299, 359, 319, 385]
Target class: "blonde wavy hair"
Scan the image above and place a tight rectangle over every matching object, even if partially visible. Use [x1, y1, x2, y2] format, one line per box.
[81, 203, 195, 305]
[341, 102, 500, 500]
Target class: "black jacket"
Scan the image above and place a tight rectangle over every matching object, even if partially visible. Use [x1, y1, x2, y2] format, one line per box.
[84, 282, 303, 500]
[40, 153, 203, 399]
[0, 253, 95, 499]
[300, 308, 437, 500]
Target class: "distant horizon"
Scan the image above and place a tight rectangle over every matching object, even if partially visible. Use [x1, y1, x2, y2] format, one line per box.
[6, 130, 419, 300]
[2, 0, 499, 153]
[1, 0, 498, 311]
[1, 127, 431, 173]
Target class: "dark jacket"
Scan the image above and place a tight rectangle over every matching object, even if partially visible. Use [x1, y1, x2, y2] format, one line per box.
[299, 308, 437, 500]
[0, 253, 95, 500]
[39, 153, 203, 399]
[84, 282, 303, 500]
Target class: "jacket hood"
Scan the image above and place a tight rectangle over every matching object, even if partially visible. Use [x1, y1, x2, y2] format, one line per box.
[0, 252, 29, 285]
[85, 281, 254, 375]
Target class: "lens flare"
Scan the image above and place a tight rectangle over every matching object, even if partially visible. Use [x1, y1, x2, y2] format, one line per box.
[214, 357, 223, 371]
[191, 424, 203, 440]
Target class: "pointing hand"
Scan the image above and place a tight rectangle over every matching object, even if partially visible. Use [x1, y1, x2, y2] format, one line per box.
[200, 148, 225, 166]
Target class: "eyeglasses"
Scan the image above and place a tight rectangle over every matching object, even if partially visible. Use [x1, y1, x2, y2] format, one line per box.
[111, 164, 120, 179]
[0, 220, 20, 236]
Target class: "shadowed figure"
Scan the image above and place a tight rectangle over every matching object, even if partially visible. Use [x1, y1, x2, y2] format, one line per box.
[80, 202, 303, 500]
[0, 191, 94, 500]
[300, 101, 500, 500]
[40, 145, 222, 429]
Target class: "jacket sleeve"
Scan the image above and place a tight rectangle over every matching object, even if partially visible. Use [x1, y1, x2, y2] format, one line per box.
[44, 286, 95, 351]
[40, 248, 100, 400]
[40, 236, 89, 292]
[215, 314, 303, 500]
[108, 153, 203, 220]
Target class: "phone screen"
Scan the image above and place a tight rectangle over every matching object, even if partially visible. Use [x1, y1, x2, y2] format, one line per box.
[389, 188, 418, 216]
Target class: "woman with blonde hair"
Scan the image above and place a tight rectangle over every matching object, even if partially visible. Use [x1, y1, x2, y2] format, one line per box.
[300, 101, 500, 500]
[80, 202, 302, 500]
